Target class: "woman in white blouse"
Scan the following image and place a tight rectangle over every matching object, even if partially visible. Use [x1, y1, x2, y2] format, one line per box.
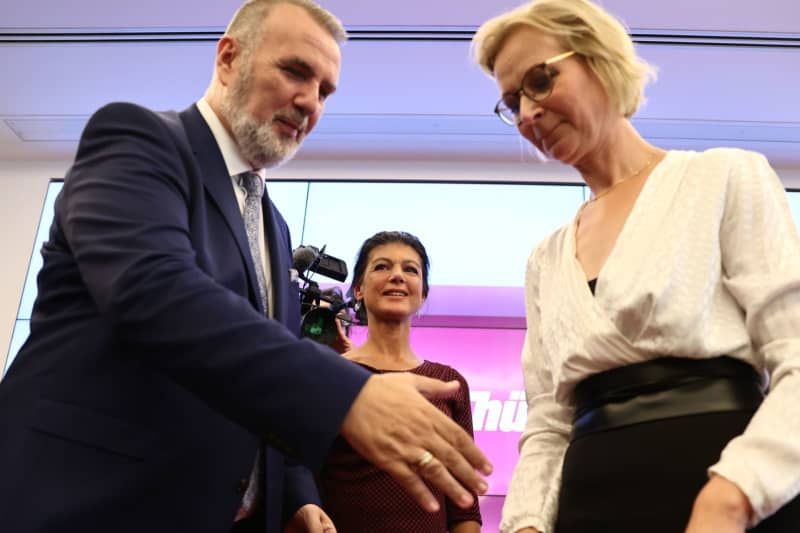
[471, 1, 800, 532]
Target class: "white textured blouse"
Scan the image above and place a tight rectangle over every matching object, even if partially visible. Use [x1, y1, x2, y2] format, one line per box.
[501, 148, 800, 533]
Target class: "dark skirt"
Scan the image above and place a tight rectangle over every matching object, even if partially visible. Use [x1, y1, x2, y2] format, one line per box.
[555, 410, 800, 532]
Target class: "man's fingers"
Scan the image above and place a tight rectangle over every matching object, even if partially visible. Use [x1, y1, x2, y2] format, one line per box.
[415, 445, 480, 508]
[288, 504, 336, 533]
[410, 374, 461, 399]
[388, 460, 442, 512]
[418, 432, 488, 505]
[318, 518, 336, 533]
[318, 509, 337, 533]
[405, 375, 493, 480]
[430, 410, 493, 479]
[340, 374, 493, 513]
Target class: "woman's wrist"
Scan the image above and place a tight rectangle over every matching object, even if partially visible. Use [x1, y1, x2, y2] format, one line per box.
[693, 475, 753, 527]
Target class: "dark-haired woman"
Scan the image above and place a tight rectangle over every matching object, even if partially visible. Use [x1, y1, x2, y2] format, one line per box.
[318, 231, 482, 533]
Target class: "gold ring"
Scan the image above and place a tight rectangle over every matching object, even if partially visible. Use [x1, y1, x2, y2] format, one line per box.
[416, 450, 434, 468]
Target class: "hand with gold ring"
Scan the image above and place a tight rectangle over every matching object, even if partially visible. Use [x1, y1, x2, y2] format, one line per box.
[340, 372, 492, 514]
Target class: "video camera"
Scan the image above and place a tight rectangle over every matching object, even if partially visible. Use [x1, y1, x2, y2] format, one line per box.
[292, 245, 354, 346]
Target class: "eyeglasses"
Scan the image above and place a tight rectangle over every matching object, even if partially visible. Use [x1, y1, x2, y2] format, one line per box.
[494, 50, 576, 126]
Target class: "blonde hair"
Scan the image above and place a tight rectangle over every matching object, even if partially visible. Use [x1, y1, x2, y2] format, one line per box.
[471, 0, 656, 118]
[226, 0, 347, 58]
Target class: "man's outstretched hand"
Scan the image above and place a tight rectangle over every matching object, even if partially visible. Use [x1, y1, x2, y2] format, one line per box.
[340, 373, 492, 512]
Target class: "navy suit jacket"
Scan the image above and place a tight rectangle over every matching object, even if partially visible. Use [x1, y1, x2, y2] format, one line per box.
[0, 103, 370, 533]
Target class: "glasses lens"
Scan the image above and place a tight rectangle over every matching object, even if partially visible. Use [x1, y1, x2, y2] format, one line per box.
[522, 66, 554, 101]
[496, 100, 518, 124]
[495, 93, 520, 125]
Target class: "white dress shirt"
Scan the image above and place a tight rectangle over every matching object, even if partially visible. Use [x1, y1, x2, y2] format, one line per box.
[196, 98, 273, 316]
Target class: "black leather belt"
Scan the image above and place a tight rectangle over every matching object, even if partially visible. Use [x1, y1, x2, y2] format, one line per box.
[571, 356, 763, 442]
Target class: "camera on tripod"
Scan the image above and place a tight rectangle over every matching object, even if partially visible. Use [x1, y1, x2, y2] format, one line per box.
[292, 245, 354, 346]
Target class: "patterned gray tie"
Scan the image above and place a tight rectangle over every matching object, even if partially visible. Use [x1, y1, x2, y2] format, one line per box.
[236, 171, 267, 521]
[239, 171, 269, 315]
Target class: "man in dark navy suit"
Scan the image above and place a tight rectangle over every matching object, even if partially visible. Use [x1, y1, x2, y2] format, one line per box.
[0, 1, 491, 532]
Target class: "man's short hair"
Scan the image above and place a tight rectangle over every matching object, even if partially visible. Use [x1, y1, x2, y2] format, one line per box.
[226, 0, 347, 59]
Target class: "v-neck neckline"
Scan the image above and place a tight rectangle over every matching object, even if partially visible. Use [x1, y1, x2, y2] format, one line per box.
[570, 151, 672, 295]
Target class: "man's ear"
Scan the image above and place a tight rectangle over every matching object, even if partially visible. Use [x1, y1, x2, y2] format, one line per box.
[216, 36, 240, 86]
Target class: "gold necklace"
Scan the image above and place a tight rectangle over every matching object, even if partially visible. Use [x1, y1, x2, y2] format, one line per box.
[589, 153, 655, 202]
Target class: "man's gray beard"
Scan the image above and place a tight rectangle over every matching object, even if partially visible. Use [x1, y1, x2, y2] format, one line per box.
[221, 73, 301, 169]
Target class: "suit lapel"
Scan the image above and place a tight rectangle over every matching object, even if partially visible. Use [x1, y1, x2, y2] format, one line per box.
[179, 106, 292, 529]
[262, 187, 289, 324]
[179, 105, 264, 313]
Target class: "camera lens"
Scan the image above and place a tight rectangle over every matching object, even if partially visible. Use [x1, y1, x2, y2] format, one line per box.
[301, 307, 339, 345]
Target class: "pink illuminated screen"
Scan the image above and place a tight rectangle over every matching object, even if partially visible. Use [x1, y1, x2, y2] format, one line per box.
[349, 324, 526, 496]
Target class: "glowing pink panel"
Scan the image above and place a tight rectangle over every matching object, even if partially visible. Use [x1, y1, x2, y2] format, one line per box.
[349, 324, 526, 496]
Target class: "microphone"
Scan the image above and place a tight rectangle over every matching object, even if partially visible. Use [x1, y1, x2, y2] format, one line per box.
[292, 245, 348, 283]
[292, 246, 319, 277]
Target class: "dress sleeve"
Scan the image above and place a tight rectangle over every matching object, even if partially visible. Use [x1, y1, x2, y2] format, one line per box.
[444, 369, 483, 528]
[710, 149, 800, 524]
[500, 247, 573, 533]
